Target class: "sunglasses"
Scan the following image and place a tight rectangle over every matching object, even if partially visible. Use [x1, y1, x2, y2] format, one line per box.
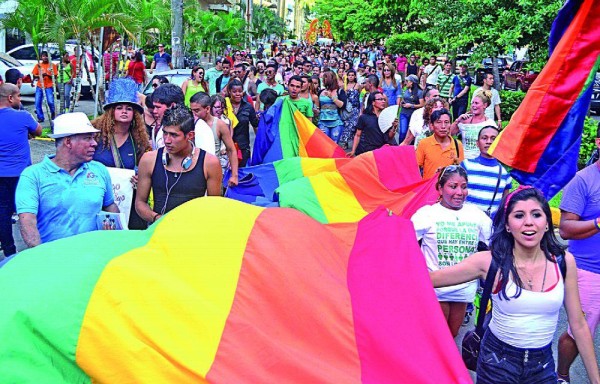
[438, 165, 460, 181]
[265, 71, 275, 75]
[152, 83, 159, 88]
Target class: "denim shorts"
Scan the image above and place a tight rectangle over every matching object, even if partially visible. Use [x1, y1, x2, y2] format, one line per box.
[476, 330, 556, 383]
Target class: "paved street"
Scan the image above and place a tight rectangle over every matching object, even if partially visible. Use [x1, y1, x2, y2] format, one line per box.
[4, 98, 600, 382]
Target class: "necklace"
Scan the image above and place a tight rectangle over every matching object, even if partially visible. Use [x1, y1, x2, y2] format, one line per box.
[515, 254, 547, 291]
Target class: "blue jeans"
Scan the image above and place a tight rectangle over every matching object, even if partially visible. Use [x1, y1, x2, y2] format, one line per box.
[35, 87, 55, 121]
[476, 330, 556, 383]
[452, 96, 468, 121]
[399, 113, 411, 144]
[64, 83, 73, 110]
[318, 123, 342, 143]
[0, 177, 19, 257]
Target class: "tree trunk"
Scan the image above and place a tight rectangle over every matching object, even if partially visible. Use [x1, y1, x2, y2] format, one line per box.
[171, 0, 184, 69]
[491, 56, 501, 91]
[58, 58, 66, 115]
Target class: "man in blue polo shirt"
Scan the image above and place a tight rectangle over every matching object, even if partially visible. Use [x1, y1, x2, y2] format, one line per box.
[16, 112, 119, 247]
[0, 84, 42, 257]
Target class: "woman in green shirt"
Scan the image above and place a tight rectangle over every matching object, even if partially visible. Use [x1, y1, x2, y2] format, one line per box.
[182, 66, 209, 107]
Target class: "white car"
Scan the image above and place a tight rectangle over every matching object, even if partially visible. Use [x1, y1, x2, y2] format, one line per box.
[0, 53, 35, 95]
[7, 43, 98, 96]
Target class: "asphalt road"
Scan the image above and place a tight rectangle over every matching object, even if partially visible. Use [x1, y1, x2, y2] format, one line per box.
[5, 98, 600, 382]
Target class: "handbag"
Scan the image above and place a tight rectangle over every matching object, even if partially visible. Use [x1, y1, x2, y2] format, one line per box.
[338, 90, 352, 121]
[461, 257, 498, 371]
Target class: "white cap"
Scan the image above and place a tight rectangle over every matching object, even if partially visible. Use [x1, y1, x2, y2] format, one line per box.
[48, 112, 99, 139]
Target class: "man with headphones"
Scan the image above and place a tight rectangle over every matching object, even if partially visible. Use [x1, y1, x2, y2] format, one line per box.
[135, 105, 222, 224]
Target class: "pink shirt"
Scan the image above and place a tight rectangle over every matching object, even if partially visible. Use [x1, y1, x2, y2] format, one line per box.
[396, 56, 407, 72]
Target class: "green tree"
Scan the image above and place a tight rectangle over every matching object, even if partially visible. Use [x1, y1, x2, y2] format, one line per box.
[184, 9, 246, 60]
[407, 0, 563, 69]
[385, 32, 439, 55]
[312, 0, 396, 42]
[252, 5, 286, 43]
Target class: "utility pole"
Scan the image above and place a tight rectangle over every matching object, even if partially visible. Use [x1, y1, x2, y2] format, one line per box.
[171, 0, 184, 69]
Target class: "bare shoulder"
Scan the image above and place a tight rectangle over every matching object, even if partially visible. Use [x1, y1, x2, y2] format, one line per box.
[216, 118, 230, 134]
[139, 150, 158, 170]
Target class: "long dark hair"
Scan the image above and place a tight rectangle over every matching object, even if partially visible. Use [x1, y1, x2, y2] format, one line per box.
[491, 187, 566, 300]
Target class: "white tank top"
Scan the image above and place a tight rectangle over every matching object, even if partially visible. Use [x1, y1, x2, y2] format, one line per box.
[488, 261, 564, 348]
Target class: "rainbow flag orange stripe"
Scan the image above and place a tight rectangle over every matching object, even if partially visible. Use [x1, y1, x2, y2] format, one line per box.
[0, 198, 471, 383]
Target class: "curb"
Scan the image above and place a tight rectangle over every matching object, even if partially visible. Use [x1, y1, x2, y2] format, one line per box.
[550, 207, 561, 228]
[34, 137, 55, 142]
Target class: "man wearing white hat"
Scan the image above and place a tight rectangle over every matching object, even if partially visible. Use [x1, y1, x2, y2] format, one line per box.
[16, 112, 119, 248]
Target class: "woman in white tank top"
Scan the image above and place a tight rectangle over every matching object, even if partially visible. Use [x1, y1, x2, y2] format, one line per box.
[430, 186, 600, 384]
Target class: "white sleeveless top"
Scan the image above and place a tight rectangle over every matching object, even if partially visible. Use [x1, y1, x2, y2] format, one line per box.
[489, 261, 564, 348]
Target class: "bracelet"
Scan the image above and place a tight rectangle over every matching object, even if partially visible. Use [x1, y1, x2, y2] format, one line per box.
[594, 217, 600, 230]
[152, 213, 160, 223]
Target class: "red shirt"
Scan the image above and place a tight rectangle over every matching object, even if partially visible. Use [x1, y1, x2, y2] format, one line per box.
[127, 61, 146, 84]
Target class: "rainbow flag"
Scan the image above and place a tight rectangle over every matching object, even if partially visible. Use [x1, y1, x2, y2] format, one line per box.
[489, 0, 600, 198]
[225, 157, 351, 206]
[277, 146, 440, 223]
[250, 97, 346, 165]
[0, 198, 472, 383]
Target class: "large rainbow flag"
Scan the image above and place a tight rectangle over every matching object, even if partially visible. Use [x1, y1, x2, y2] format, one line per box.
[250, 97, 346, 165]
[489, 0, 600, 198]
[0, 198, 472, 383]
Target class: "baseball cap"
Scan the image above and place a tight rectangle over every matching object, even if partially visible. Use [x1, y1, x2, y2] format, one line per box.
[406, 74, 419, 83]
[49, 112, 99, 139]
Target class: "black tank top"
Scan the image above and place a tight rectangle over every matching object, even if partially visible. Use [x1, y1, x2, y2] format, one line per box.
[152, 147, 207, 215]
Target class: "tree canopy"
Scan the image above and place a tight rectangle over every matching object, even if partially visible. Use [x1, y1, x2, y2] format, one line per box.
[311, 0, 563, 67]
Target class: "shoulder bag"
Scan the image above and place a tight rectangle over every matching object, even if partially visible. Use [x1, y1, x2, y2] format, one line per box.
[461, 256, 498, 371]
[485, 165, 503, 217]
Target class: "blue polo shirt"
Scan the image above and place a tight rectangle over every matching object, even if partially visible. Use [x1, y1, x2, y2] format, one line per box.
[16, 156, 114, 244]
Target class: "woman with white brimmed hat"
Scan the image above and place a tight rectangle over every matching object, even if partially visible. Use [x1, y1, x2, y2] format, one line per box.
[91, 78, 150, 229]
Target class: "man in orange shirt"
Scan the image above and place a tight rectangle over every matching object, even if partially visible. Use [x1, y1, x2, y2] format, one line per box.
[31, 51, 58, 123]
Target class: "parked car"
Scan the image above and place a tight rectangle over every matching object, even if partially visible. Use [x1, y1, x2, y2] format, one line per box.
[0, 53, 35, 96]
[142, 69, 193, 96]
[474, 57, 511, 85]
[591, 71, 600, 114]
[503, 60, 539, 92]
[7, 43, 97, 96]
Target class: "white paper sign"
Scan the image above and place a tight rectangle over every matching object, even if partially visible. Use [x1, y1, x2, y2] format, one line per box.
[106, 167, 135, 227]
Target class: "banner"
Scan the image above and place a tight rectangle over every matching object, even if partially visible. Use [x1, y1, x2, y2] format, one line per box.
[107, 167, 135, 227]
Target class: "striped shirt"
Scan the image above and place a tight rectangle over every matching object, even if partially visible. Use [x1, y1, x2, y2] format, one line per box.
[461, 156, 512, 217]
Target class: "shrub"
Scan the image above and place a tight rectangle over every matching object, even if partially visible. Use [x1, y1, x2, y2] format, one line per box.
[499, 90, 525, 122]
[579, 116, 598, 169]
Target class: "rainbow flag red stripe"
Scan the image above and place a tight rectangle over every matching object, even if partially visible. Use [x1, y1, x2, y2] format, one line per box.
[0, 198, 471, 383]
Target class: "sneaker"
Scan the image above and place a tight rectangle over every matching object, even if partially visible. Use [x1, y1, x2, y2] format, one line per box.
[462, 312, 471, 326]
[557, 378, 570, 384]
[11, 214, 18, 224]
